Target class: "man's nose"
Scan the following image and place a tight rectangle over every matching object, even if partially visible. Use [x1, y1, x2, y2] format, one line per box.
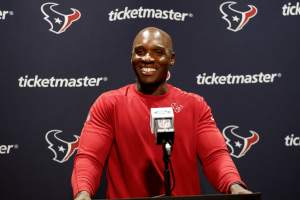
[142, 53, 155, 62]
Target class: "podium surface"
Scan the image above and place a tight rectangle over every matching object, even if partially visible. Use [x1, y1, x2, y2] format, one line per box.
[94, 193, 261, 200]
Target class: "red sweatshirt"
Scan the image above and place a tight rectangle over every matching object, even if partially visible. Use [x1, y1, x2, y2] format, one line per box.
[72, 83, 244, 198]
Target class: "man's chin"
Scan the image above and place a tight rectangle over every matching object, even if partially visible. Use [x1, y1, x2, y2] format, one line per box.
[138, 78, 165, 87]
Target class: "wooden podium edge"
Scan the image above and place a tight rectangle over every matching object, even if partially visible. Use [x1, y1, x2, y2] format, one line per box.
[93, 192, 261, 200]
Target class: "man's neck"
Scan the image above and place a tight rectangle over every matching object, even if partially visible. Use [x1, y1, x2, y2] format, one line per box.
[136, 82, 168, 95]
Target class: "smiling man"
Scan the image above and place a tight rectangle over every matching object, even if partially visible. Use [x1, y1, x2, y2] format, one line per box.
[131, 27, 175, 95]
[71, 27, 251, 200]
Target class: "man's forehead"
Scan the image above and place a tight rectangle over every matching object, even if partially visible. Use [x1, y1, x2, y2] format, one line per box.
[133, 28, 173, 49]
[140, 29, 163, 39]
[134, 43, 166, 50]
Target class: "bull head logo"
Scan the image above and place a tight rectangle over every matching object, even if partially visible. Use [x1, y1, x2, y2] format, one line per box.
[41, 2, 81, 34]
[222, 125, 259, 158]
[219, 1, 257, 32]
[45, 129, 79, 163]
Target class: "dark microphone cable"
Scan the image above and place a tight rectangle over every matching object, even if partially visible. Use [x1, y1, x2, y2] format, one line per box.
[169, 157, 176, 192]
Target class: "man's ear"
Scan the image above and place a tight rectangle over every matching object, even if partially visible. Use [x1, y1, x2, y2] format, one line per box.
[170, 52, 175, 66]
[130, 50, 134, 64]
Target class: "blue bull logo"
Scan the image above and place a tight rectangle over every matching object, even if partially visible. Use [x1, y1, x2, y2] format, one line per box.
[41, 2, 81, 34]
[222, 125, 259, 158]
[45, 130, 79, 163]
[219, 1, 257, 32]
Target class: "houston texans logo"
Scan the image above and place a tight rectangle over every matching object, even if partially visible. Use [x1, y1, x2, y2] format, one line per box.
[41, 2, 81, 34]
[171, 103, 184, 113]
[222, 125, 259, 158]
[219, 1, 257, 32]
[45, 129, 80, 163]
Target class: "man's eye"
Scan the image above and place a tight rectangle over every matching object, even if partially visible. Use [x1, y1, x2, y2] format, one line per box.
[135, 49, 145, 55]
[154, 49, 164, 55]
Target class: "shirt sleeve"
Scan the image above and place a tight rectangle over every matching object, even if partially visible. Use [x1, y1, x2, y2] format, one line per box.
[71, 94, 115, 197]
[195, 97, 246, 193]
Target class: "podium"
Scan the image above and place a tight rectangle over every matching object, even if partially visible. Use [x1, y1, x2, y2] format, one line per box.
[94, 193, 261, 200]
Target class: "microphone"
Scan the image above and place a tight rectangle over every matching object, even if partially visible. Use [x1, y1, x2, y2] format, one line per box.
[150, 107, 175, 145]
[150, 107, 175, 195]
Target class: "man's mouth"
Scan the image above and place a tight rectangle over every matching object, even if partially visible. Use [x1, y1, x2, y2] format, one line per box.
[140, 67, 157, 75]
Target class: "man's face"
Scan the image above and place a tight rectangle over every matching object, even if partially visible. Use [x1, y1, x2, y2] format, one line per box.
[131, 29, 175, 86]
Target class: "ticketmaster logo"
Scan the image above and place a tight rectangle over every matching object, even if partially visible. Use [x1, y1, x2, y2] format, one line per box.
[18, 75, 108, 88]
[0, 144, 18, 154]
[108, 7, 193, 22]
[285, 134, 300, 146]
[196, 72, 282, 85]
[0, 10, 14, 20]
[282, 2, 300, 16]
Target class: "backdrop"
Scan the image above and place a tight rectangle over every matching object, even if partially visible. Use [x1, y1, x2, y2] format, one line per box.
[1, 0, 299, 199]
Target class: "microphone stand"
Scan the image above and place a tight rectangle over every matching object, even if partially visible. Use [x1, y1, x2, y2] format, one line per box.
[162, 141, 172, 196]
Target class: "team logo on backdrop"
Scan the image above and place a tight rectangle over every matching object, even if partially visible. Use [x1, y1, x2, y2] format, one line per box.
[222, 125, 259, 158]
[45, 130, 79, 163]
[0, 144, 19, 155]
[282, 2, 300, 16]
[0, 9, 14, 20]
[41, 2, 81, 34]
[285, 134, 300, 146]
[219, 1, 257, 32]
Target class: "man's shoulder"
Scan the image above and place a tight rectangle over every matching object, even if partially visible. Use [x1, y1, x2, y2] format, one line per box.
[170, 85, 211, 113]
[170, 84, 205, 103]
[95, 84, 133, 104]
[101, 84, 132, 97]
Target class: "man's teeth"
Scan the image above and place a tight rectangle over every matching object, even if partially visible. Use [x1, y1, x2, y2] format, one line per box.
[141, 68, 156, 72]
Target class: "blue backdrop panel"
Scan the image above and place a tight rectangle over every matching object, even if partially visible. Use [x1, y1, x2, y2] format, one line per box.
[1, 0, 299, 199]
